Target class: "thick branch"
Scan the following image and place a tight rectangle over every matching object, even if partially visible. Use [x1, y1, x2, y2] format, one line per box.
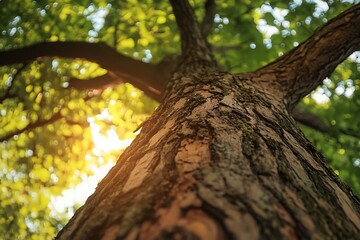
[70, 55, 182, 101]
[200, 0, 216, 38]
[169, 0, 215, 67]
[292, 106, 360, 139]
[257, 3, 360, 110]
[0, 41, 165, 100]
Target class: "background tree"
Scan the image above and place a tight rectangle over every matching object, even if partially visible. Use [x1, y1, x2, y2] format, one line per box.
[0, 0, 359, 239]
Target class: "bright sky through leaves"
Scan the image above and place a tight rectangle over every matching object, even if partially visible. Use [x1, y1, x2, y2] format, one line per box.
[0, 0, 359, 238]
[50, 109, 134, 219]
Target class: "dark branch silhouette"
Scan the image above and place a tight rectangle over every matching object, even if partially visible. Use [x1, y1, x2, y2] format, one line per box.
[0, 64, 28, 103]
[0, 41, 165, 100]
[169, 0, 215, 66]
[293, 106, 360, 139]
[200, 0, 216, 38]
[68, 73, 123, 91]
[0, 112, 62, 142]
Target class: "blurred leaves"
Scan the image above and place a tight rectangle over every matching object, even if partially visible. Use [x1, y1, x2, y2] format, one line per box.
[301, 57, 360, 195]
[0, 0, 359, 239]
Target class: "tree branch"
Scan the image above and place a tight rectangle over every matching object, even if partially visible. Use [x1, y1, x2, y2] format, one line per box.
[0, 64, 28, 103]
[213, 44, 240, 53]
[257, 3, 360, 110]
[0, 93, 96, 142]
[0, 112, 62, 142]
[0, 110, 93, 142]
[0, 41, 165, 101]
[292, 106, 360, 139]
[169, 0, 215, 67]
[200, 0, 216, 38]
[68, 73, 123, 91]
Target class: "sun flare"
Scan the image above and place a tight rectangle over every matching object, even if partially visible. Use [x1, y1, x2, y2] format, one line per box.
[88, 108, 134, 155]
[50, 109, 136, 218]
[89, 121, 133, 155]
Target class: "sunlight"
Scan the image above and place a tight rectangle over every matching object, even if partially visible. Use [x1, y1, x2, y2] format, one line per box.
[50, 109, 134, 219]
[50, 161, 114, 219]
[312, 89, 330, 104]
[89, 119, 133, 156]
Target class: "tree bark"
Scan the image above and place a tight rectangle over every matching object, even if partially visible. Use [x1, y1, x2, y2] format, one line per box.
[256, 3, 360, 110]
[56, 69, 360, 239]
[49, 1, 360, 239]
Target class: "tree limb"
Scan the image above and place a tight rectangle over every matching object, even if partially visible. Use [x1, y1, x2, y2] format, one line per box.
[256, 3, 360, 110]
[0, 112, 62, 142]
[0, 92, 96, 142]
[0, 64, 28, 103]
[0, 110, 93, 142]
[68, 73, 123, 91]
[200, 0, 216, 38]
[0, 41, 165, 101]
[169, 0, 215, 67]
[292, 106, 360, 139]
[213, 44, 241, 53]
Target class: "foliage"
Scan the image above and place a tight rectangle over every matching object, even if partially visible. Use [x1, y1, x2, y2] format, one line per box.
[301, 58, 360, 194]
[0, 0, 359, 238]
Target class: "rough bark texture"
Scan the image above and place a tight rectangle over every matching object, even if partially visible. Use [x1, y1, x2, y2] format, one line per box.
[257, 3, 360, 110]
[52, 1, 360, 239]
[57, 70, 360, 240]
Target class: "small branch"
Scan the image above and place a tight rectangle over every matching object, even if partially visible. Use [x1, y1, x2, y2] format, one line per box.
[200, 0, 216, 38]
[257, 3, 360, 110]
[213, 44, 240, 53]
[111, 69, 162, 101]
[169, 0, 215, 67]
[71, 55, 181, 101]
[0, 92, 97, 142]
[113, 18, 120, 48]
[0, 41, 165, 101]
[292, 106, 360, 139]
[0, 112, 62, 142]
[292, 106, 330, 133]
[0, 64, 28, 103]
[339, 128, 360, 139]
[68, 73, 123, 91]
[0, 110, 93, 142]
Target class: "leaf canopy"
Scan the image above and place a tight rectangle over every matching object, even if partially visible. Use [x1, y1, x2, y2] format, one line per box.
[0, 0, 359, 238]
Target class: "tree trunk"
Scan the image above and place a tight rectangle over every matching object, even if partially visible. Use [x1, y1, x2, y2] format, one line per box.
[53, 1, 360, 239]
[56, 69, 360, 239]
